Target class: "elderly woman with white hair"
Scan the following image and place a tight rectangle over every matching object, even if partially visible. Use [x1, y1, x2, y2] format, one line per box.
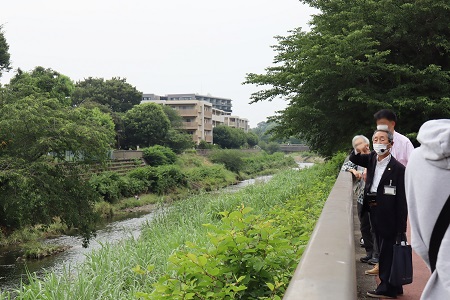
[341, 135, 379, 266]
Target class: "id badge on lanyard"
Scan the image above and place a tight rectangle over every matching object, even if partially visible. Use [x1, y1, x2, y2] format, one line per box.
[384, 179, 396, 196]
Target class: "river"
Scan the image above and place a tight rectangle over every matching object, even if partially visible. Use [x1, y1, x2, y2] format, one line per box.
[0, 162, 313, 292]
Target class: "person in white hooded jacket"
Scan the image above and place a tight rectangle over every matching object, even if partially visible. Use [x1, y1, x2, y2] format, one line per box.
[405, 119, 450, 299]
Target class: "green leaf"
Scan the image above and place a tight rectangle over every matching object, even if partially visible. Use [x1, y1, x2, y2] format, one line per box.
[198, 255, 207, 266]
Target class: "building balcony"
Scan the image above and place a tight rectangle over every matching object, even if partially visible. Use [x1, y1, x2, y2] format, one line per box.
[177, 109, 200, 117]
[182, 121, 199, 129]
[204, 135, 213, 143]
[204, 123, 213, 130]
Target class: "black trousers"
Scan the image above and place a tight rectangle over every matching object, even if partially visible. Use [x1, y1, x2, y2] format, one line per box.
[358, 202, 374, 255]
[370, 207, 402, 296]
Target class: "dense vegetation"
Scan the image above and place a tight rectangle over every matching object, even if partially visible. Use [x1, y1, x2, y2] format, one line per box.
[0, 65, 188, 243]
[88, 149, 295, 206]
[245, 0, 450, 156]
[212, 125, 259, 149]
[0, 153, 344, 299]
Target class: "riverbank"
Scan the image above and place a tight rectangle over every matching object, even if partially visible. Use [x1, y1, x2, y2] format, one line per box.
[0, 153, 343, 299]
[0, 151, 297, 254]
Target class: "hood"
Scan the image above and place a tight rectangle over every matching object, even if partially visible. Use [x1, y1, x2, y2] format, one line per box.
[417, 119, 450, 169]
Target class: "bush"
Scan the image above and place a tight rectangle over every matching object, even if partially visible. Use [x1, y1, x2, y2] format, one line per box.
[164, 129, 195, 154]
[117, 176, 148, 197]
[137, 206, 298, 299]
[142, 145, 177, 166]
[197, 140, 215, 149]
[152, 165, 187, 194]
[89, 172, 122, 203]
[266, 142, 281, 154]
[183, 164, 237, 190]
[208, 149, 244, 173]
[127, 165, 187, 195]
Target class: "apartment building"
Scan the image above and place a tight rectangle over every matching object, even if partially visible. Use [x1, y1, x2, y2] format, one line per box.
[165, 93, 232, 113]
[224, 115, 250, 132]
[141, 94, 249, 144]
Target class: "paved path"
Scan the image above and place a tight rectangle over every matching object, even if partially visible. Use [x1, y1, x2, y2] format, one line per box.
[354, 201, 431, 299]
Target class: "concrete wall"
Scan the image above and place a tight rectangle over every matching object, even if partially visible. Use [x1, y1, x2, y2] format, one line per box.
[111, 150, 143, 160]
[283, 171, 356, 300]
[279, 144, 310, 152]
[195, 149, 260, 156]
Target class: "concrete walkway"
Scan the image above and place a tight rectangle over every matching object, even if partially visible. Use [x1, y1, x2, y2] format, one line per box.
[354, 201, 431, 299]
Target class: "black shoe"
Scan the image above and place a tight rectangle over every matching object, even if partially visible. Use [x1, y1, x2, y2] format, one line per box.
[367, 290, 397, 299]
[359, 254, 372, 263]
[368, 257, 379, 265]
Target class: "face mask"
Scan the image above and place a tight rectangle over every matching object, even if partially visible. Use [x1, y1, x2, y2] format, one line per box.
[373, 143, 389, 155]
[377, 124, 389, 131]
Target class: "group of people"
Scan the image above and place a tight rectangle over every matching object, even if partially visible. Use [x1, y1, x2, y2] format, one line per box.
[341, 109, 450, 299]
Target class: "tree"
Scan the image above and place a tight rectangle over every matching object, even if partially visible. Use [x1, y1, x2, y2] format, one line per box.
[164, 129, 195, 154]
[266, 142, 281, 154]
[72, 77, 142, 113]
[245, 0, 450, 157]
[0, 95, 115, 245]
[122, 103, 171, 148]
[251, 121, 278, 143]
[213, 126, 247, 149]
[6, 66, 74, 105]
[160, 106, 194, 153]
[0, 26, 11, 77]
[161, 105, 184, 129]
[246, 132, 259, 148]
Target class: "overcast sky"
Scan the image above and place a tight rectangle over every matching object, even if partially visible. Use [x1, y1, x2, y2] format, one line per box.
[1, 0, 317, 127]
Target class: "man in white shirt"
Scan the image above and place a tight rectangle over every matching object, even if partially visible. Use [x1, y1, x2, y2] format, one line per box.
[374, 109, 414, 166]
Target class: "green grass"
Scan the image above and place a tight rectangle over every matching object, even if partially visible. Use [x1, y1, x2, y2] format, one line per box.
[1, 155, 342, 300]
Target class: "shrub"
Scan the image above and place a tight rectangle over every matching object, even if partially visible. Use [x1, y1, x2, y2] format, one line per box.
[197, 140, 214, 149]
[164, 129, 195, 154]
[89, 172, 122, 203]
[183, 164, 237, 190]
[152, 165, 187, 194]
[266, 142, 281, 154]
[208, 149, 244, 173]
[136, 206, 302, 299]
[142, 145, 177, 166]
[118, 176, 148, 197]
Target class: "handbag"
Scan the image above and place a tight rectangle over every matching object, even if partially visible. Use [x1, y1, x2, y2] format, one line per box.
[389, 234, 413, 286]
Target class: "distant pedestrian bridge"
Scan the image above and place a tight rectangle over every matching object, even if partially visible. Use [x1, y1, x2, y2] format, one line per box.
[279, 144, 310, 152]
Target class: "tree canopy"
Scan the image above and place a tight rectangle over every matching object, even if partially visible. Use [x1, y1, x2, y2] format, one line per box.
[0, 94, 115, 245]
[0, 26, 11, 77]
[5, 66, 74, 105]
[213, 125, 247, 149]
[72, 77, 142, 113]
[122, 103, 171, 148]
[245, 0, 450, 156]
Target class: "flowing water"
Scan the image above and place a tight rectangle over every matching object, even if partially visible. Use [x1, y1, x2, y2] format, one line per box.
[0, 162, 313, 292]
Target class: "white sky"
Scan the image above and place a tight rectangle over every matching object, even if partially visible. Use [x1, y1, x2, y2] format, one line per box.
[0, 0, 317, 127]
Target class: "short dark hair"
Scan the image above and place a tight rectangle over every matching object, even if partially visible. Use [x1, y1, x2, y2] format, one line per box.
[374, 109, 397, 123]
